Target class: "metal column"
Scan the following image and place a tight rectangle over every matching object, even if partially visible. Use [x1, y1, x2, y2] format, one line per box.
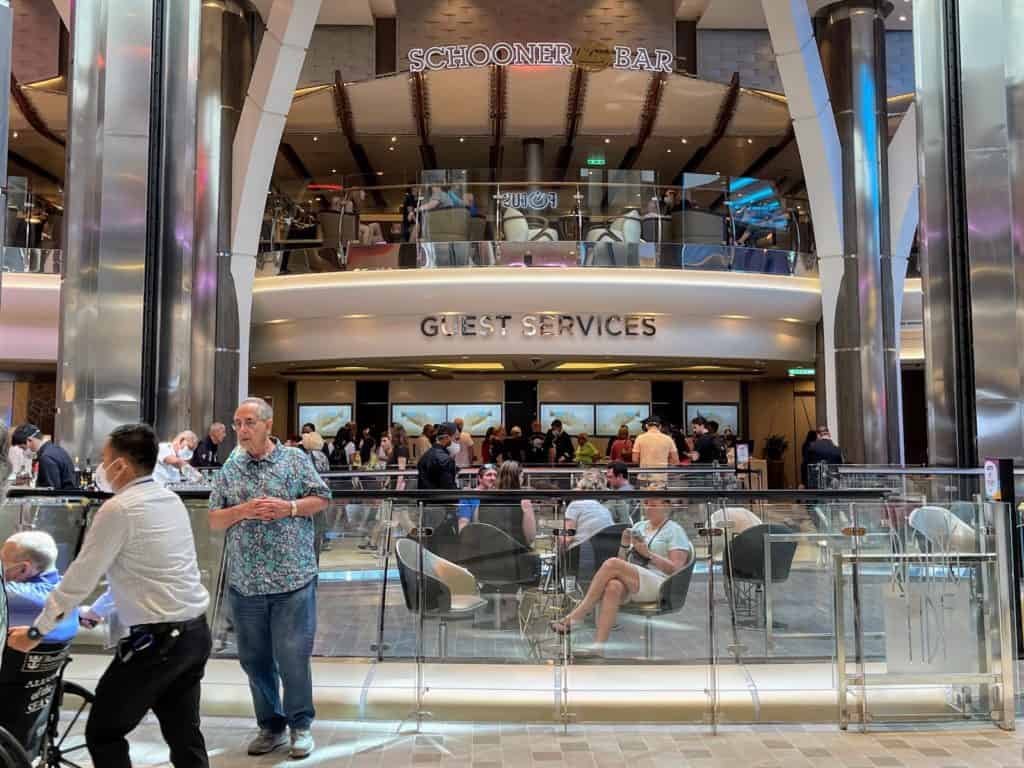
[816, 0, 900, 465]
[523, 138, 544, 186]
[0, 0, 12, 303]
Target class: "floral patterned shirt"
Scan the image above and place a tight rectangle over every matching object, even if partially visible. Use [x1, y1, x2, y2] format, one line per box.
[209, 442, 331, 596]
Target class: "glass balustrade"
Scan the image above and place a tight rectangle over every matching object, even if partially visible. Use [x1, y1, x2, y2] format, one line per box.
[2, 482, 1016, 730]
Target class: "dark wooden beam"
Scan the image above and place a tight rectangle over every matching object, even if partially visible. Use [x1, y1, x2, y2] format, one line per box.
[410, 72, 437, 170]
[333, 69, 385, 207]
[554, 67, 587, 179]
[620, 72, 668, 170]
[10, 75, 65, 148]
[676, 72, 740, 181]
[488, 64, 507, 177]
[278, 142, 312, 181]
[709, 125, 795, 209]
[9, 150, 62, 186]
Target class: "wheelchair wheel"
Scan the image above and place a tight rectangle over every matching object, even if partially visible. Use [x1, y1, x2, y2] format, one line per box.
[0, 726, 31, 767]
[39, 681, 94, 768]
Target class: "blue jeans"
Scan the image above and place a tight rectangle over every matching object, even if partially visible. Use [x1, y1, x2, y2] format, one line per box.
[228, 579, 317, 732]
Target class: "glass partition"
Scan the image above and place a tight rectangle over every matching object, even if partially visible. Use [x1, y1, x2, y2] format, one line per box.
[4, 486, 1016, 732]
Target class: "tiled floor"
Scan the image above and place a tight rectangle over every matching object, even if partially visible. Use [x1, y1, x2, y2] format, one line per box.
[59, 717, 1024, 767]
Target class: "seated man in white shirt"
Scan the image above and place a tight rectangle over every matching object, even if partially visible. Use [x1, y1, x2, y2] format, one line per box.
[9, 423, 211, 768]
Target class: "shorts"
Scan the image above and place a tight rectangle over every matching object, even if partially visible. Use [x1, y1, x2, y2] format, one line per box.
[625, 562, 666, 603]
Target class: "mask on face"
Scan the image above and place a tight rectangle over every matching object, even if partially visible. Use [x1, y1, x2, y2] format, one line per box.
[447, 443, 461, 457]
[94, 458, 122, 494]
[178, 447, 194, 461]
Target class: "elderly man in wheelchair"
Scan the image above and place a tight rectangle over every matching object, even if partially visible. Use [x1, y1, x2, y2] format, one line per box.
[0, 530, 93, 767]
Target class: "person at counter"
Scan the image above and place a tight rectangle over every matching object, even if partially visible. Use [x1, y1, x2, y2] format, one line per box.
[154, 431, 199, 487]
[452, 418, 474, 468]
[608, 425, 633, 462]
[545, 420, 575, 464]
[411, 424, 434, 461]
[550, 498, 692, 656]
[526, 420, 548, 464]
[191, 422, 226, 469]
[11, 424, 77, 490]
[632, 417, 678, 467]
[689, 417, 720, 464]
[574, 433, 601, 465]
[330, 426, 357, 468]
[416, 422, 459, 489]
[503, 426, 527, 464]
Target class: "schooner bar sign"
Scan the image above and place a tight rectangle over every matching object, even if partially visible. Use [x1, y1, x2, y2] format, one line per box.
[408, 42, 674, 74]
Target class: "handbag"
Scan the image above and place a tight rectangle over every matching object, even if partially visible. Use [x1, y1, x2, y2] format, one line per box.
[626, 522, 667, 568]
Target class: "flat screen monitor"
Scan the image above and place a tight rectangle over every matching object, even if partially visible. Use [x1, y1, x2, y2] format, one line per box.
[685, 403, 740, 435]
[297, 404, 353, 437]
[446, 404, 502, 436]
[391, 404, 446, 436]
[596, 404, 650, 436]
[539, 404, 595, 437]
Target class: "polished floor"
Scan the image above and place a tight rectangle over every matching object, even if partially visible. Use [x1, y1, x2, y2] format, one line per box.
[64, 717, 1024, 767]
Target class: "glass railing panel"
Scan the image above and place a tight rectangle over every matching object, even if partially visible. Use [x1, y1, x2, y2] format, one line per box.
[565, 495, 712, 724]
[1, 246, 62, 273]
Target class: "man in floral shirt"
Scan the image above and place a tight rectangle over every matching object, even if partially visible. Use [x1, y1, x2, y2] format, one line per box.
[208, 397, 330, 760]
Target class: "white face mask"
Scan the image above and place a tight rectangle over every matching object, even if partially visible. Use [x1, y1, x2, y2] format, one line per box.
[447, 443, 461, 457]
[178, 447, 194, 461]
[94, 461, 115, 493]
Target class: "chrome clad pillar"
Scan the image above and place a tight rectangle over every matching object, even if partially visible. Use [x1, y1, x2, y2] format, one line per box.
[0, 0, 11, 294]
[58, 0, 252, 461]
[912, 0, 974, 465]
[58, 0, 157, 462]
[816, 1, 900, 464]
[192, 0, 251, 446]
[523, 138, 544, 186]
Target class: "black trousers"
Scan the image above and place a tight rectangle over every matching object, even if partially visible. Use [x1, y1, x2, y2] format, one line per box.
[86, 616, 212, 768]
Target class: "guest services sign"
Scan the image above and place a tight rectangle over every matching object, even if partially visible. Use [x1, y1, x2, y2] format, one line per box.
[420, 313, 658, 339]
[408, 42, 674, 74]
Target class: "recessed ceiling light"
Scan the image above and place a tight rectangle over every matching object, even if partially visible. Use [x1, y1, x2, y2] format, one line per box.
[391, 136, 397, 142]
[331, 168, 337, 173]
[746, 138, 754, 144]
[459, 137, 465, 142]
[342, 313, 374, 319]
[555, 362, 637, 371]
[428, 362, 505, 371]
[312, 136, 318, 142]
[11, 131, 17, 139]
[898, 14, 907, 20]
[681, 138, 688, 144]
[388, 146, 395, 151]
[604, 138, 611, 144]
[377, 171, 384, 175]
[720, 314, 751, 320]
[667, 148, 672, 153]
[264, 318, 289, 325]
[781, 317, 802, 324]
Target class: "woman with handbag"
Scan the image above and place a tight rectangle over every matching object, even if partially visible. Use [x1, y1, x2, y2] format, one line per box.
[550, 498, 691, 655]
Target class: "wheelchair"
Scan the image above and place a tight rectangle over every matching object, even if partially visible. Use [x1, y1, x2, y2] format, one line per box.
[0, 643, 95, 767]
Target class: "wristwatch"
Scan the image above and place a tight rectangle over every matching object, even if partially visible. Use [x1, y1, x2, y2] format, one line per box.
[289, 500, 297, 517]
[27, 626, 42, 641]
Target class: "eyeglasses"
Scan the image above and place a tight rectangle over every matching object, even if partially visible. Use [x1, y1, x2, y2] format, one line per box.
[232, 419, 265, 431]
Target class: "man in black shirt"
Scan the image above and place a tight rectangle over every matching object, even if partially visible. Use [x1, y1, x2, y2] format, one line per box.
[191, 422, 227, 469]
[688, 417, 718, 464]
[416, 422, 459, 490]
[12, 424, 77, 490]
[544, 420, 575, 464]
[805, 425, 843, 487]
[525, 420, 548, 464]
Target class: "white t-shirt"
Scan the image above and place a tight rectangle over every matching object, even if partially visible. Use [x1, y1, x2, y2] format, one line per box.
[565, 500, 615, 547]
[633, 429, 677, 467]
[153, 443, 183, 486]
[455, 432, 474, 468]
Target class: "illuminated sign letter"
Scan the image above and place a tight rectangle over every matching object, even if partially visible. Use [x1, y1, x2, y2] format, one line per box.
[408, 48, 426, 72]
[613, 46, 633, 70]
[468, 43, 491, 67]
[555, 43, 574, 66]
[421, 316, 439, 336]
[425, 46, 446, 70]
[491, 42, 514, 66]
[654, 48, 674, 73]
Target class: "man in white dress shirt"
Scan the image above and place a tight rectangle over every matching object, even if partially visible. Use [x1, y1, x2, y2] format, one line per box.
[8, 423, 212, 768]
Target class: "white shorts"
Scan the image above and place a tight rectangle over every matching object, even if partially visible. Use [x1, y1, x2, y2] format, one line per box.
[625, 562, 666, 603]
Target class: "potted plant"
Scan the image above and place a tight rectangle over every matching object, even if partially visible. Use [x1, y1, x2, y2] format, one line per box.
[764, 434, 789, 489]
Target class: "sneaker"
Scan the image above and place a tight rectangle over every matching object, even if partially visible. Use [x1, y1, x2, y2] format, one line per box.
[290, 728, 315, 759]
[247, 729, 288, 755]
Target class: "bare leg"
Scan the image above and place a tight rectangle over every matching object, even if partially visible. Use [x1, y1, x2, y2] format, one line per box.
[594, 579, 626, 644]
[559, 558, 639, 628]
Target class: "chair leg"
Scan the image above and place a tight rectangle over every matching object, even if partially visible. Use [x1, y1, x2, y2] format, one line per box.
[438, 620, 448, 659]
[644, 617, 654, 659]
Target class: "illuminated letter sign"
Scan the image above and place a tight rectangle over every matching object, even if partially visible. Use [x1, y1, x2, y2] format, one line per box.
[420, 314, 658, 338]
[408, 42, 672, 74]
[499, 191, 558, 211]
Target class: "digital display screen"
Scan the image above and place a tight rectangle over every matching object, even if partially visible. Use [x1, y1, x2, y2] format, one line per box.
[297, 404, 353, 437]
[596, 404, 650, 436]
[539, 404, 595, 436]
[446, 404, 503, 436]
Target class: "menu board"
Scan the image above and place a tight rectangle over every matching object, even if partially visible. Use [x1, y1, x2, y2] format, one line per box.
[596, 404, 650, 436]
[297, 404, 352, 437]
[391, 404, 447, 435]
[539, 404, 595, 436]
[446, 404, 502, 436]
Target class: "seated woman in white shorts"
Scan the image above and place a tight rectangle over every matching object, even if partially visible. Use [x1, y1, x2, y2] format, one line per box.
[550, 499, 692, 653]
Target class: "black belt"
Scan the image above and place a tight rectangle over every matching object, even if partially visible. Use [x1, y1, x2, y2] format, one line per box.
[130, 614, 207, 636]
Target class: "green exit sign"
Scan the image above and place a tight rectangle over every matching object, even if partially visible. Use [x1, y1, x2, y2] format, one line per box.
[586, 154, 606, 167]
[788, 367, 815, 377]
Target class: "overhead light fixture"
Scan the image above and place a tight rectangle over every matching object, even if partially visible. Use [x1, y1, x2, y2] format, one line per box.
[342, 313, 374, 319]
[459, 137, 465, 143]
[264, 319, 289, 325]
[720, 314, 751, 320]
[746, 138, 754, 144]
[681, 138, 688, 144]
[781, 317, 802, 324]
[555, 362, 637, 371]
[604, 138, 611, 144]
[11, 131, 17, 139]
[667, 148, 672, 153]
[377, 171, 384, 176]
[427, 362, 505, 371]
[391, 136, 397, 142]
[331, 168, 337, 174]
[898, 14, 907, 20]
[388, 146, 395, 151]
[312, 136, 319, 142]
